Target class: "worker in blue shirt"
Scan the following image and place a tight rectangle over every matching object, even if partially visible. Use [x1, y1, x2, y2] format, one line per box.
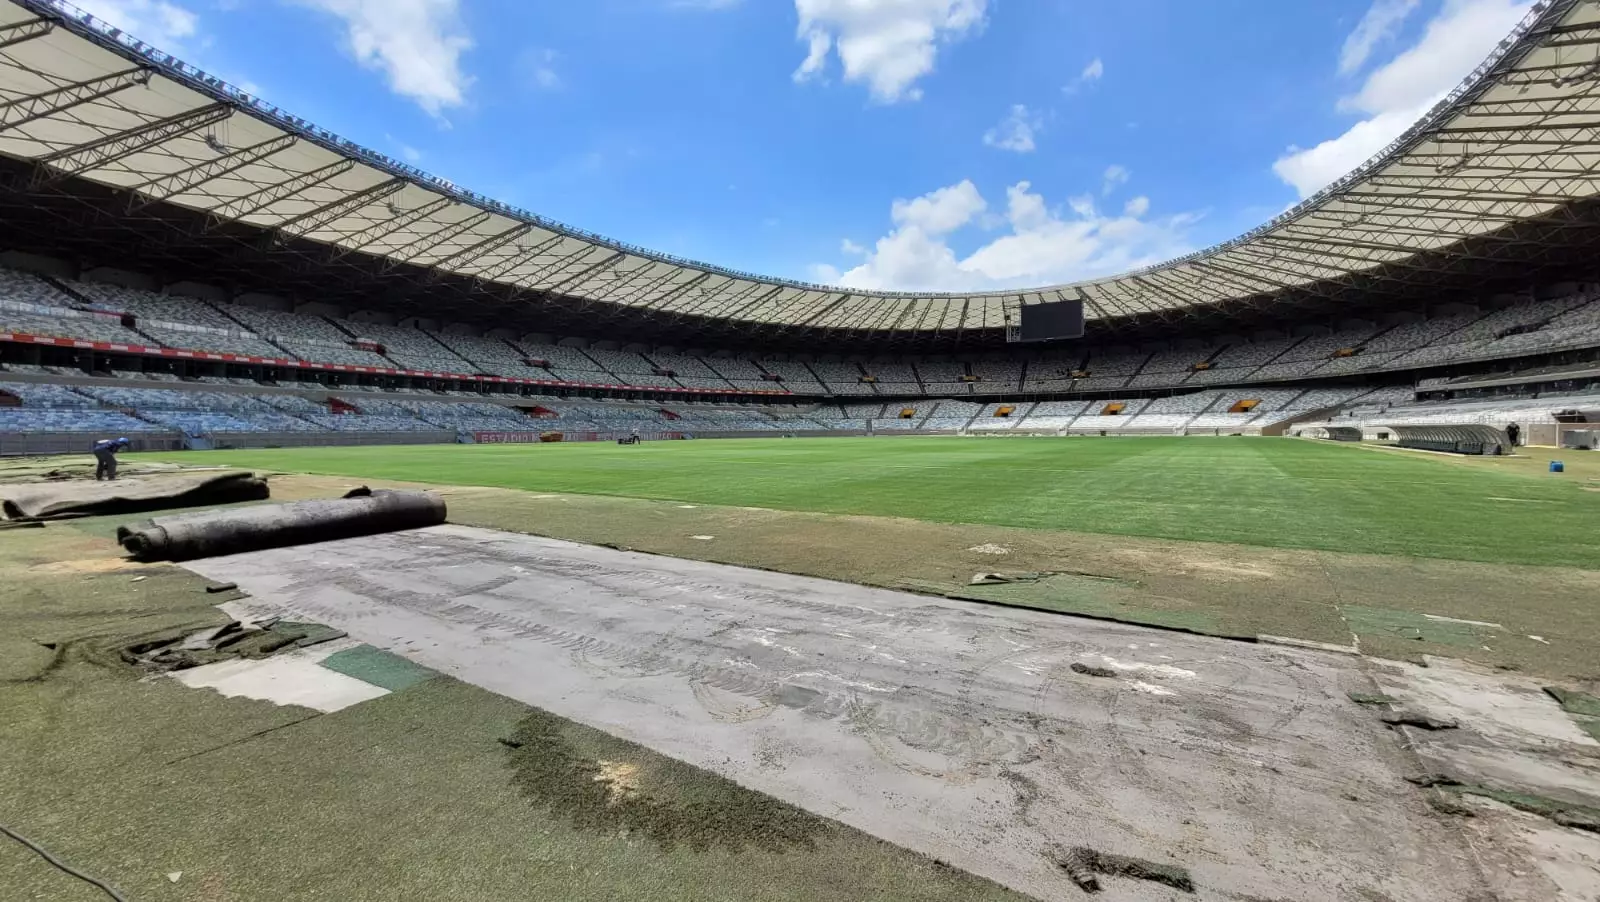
[92, 437, 131, 481]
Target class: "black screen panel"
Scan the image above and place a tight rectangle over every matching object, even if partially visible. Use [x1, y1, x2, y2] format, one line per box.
[1018, 300, 1085, 341]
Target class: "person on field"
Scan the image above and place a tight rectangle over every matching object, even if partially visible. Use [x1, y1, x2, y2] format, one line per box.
[1506, 422, 1521, 447]
[92, 437, 130, 481]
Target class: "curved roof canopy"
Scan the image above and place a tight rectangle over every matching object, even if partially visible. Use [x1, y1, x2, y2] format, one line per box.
[1, 0, 1599, 341]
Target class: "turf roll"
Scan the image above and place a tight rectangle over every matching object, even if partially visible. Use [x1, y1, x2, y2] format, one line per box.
[117, 488, 446, 562]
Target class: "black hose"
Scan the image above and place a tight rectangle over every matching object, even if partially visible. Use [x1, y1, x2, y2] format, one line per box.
[0, 822, 129, 902]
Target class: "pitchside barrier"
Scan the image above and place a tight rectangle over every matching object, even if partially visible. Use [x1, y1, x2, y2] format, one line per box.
[472, 430, 688, 443]
[0, 430, 184, 456]
[206, 430, 457, 450]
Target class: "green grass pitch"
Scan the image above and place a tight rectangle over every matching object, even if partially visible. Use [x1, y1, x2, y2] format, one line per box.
[157, 437, 1598, 569]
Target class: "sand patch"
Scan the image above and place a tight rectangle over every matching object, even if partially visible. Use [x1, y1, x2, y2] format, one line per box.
[593, 760, 642, 804]
[1117, 547, 1279, 580]
[29, 557, 152, 575]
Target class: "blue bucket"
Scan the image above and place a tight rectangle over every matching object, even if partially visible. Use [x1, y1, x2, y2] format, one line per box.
[1550, 460, 1565, 473]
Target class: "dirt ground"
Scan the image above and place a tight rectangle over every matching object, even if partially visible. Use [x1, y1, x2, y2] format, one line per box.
[258, 472, 1600, 682]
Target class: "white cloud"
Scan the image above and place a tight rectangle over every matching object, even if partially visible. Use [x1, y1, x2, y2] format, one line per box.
[982, 104, 1041, 153]
[792, 0, 988, 103]
[809, 262, 843, 282]
[1062, 57, 1103, 93]
[521, 48, 561, 91]
[890, 179, 986, 233]
[1101, 164, 1129, 195]
[841, 238, 867, 255]
[813, 178, 1197, 291]
[1275, 0, 1531, 198]
[75, 0, 199, 50]
[1340, 0, 1421, 74]
[296, 0, 473, 117]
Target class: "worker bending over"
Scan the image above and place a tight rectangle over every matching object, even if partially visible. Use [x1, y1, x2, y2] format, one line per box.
[92, 436, 131, 481]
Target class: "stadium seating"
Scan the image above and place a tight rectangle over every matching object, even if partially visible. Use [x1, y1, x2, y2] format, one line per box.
[71, 282, 237, 330]
[758, 360, 828, 393]
[221, 304, 394, 367]
[581, 346, 659, 381]
[842, 401, 887, 418]
[338, 320, 473, 373]
[0, 407, 153, 433]
[1313, 392, 1596, 430]
[969, 401, 1034, 430]
[862, 362, 916, 383]
[1129, 349, 1205, 388]
[915, 361, 967, 383]
[805, 360, 871, 394]
[0, 269, 75, 307]
[1018, 399, 1091, 431]
[0, 305, 139, 344]
[642, 351, 735, 390]
[968, 360, 1024, 392]
[518, 341, 613, 383]
[72, 283, 294, 357]
[433, 332, 556, 380]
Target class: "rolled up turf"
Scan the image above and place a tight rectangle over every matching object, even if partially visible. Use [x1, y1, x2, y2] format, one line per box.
[117, 488, 446, 562]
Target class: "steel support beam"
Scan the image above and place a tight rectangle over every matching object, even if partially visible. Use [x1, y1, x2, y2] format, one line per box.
[503, 241, 599, 293]
[127, 133, 298, 213]
[213, 158, 354, 222]
[0, 17, 54, 50]
[0, 66, 150, 133]
[32, 102, 233, 187]
[601, 263, 679, 306]
[422, 218, 523, 273]
[534, 251, 626, 298]
[382, 210, 494, 270]
[639, 271, 714, 312]
[472, 231, 564, 284]
[273, 177, 408, 239]
[675, 276, 746, 317]
[723, 284, 784, 324]
[331, 195, 456, 259]
[566, 259, 662, 305]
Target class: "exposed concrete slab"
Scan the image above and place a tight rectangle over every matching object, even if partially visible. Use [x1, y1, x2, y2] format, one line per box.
[1369, 656, 1600, 812]
[169, 638, 386, 713]
[183, 524, 1494, 902]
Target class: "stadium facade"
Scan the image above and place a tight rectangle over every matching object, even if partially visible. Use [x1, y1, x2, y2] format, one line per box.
[0, 0, 1598, 452]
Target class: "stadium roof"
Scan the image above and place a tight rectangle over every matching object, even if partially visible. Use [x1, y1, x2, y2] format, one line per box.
[2, 0, 1600, 350]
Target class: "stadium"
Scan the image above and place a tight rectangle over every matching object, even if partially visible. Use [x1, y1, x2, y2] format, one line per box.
[1, 1, 1597, 901]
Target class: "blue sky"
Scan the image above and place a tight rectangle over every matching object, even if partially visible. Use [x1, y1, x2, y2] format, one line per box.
[78, 0, 1532, 291]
